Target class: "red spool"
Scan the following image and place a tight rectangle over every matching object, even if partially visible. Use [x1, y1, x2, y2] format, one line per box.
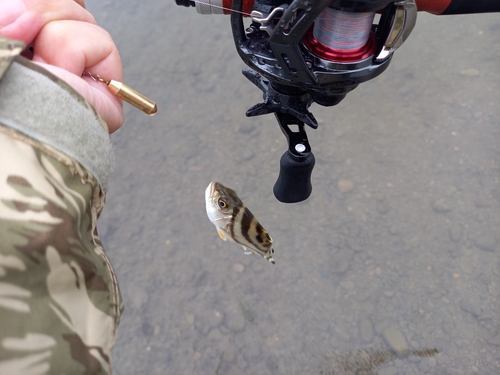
[303, 28, 377, 63]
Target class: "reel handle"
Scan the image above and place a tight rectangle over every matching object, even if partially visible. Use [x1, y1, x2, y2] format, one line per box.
[273, 150, 315, 203]
[272, 113, 316, 203]
[274, 150, 315, 203]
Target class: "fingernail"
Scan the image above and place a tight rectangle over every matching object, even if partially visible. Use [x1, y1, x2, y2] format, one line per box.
[0, 0, 25, 29]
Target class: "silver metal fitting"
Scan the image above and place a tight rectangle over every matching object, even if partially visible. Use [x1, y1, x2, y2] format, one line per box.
[375, 0, 417, 61]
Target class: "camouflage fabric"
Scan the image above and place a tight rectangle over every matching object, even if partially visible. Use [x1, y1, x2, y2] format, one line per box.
[0, 39, 24, 78]
[0, 38, 122, 375]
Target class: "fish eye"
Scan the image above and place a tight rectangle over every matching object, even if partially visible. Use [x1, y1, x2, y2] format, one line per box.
[218, 199, 227, 208]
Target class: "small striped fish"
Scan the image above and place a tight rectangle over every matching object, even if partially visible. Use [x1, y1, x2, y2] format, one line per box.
[205, 182, 275, 264]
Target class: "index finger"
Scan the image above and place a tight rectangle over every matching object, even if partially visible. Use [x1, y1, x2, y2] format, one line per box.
[0, 0, 96, 46]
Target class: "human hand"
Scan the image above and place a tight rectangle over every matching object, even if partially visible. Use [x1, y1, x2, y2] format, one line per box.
[0, 0, 124, 133]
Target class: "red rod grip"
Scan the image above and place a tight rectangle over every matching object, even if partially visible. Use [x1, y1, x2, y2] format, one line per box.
[222, 0, 254, 15]
[415, 0, 452, 14]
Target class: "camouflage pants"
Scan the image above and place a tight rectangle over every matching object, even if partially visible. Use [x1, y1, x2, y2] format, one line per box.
[0, 125, 123, 374]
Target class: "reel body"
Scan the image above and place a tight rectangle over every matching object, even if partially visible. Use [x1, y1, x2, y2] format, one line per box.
[177, 0, 417, 202]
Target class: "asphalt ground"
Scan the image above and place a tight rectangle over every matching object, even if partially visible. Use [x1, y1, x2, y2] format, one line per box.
[86, 2, 500, 374]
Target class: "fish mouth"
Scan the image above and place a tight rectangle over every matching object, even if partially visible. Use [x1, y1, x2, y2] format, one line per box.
[210, 181, 217, 196]
[205, 181, 218, 202]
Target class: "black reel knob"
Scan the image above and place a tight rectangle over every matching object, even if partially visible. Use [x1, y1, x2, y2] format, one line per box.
[271, 113, 315, 203]
[274, 150, 315, 203]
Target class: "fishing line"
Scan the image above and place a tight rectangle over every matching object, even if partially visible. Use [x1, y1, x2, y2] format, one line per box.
[314, 8, 375, 50]
[190, 0, 252, 16]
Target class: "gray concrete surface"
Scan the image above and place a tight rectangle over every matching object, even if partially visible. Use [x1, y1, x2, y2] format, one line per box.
[86, 1, 500, 374]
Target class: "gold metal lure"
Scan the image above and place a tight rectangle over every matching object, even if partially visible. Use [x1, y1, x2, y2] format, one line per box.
[83, 71, 157, 116]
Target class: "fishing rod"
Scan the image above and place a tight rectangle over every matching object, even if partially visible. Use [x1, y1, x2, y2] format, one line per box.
[175, 0, 499, 203]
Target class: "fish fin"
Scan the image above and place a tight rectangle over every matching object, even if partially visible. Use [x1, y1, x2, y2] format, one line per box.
[217, 229, 227, 241]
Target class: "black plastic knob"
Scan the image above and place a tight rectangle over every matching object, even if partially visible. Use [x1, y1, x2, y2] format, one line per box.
[273, 151, 315, 203]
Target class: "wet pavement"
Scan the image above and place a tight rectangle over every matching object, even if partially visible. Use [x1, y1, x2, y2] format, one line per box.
[86, 1, 500, 374]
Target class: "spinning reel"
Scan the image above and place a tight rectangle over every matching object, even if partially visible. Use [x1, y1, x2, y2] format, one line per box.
[176, 0, 417, 202]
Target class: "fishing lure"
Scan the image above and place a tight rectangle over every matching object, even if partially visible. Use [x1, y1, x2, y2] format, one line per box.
[205, 181, 275, 264]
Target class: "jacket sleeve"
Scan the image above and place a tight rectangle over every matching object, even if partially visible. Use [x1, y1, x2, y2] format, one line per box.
[0, 37, 123, 375]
